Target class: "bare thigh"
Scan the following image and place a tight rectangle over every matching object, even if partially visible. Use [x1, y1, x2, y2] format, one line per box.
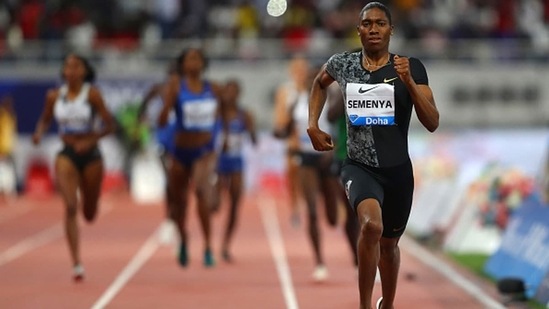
[229, 172, 243, 200]
[193, 152, 217, 196]
[55, 155, 80, 211]
[299, 166, 320, 214]
[79, 160, 104, 222]
[168, 155, 191, 208]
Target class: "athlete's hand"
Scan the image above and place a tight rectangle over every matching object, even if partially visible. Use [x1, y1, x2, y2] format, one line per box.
[307, 127, 333, 151]
[221, 140, 229, 154]
[31, 133, 41, 146]
[394, 55, 412, 84]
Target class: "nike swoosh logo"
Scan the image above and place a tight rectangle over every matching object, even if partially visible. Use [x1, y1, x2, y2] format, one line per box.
[393, 225, 406, 232]
[384, 77, 398, 83]
[358, 85, 379, 94]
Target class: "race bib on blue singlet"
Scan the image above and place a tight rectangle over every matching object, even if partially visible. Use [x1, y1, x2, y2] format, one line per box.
[345, 83, 396, 126]
[225, 132, 244, 156]
[182, 98, 217, 130]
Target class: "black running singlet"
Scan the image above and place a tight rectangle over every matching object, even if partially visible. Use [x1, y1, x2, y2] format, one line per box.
[326, 51, 428, 168]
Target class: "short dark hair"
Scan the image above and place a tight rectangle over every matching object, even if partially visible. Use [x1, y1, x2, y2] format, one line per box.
[359, 2, 392, 25]
[61, 53, 96, 83]
[175, 47, 209, 75]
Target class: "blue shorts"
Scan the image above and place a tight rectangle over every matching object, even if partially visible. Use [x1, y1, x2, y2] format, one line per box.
[217, 155, 243, 175]
[170, 146, 210, 168]
[168, 117, 218, 167]
[169, 137, 216, 168]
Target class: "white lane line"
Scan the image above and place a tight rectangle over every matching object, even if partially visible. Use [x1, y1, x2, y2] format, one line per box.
[0, 223, 62, 266]
[258, 196, 299, 309]
[400, 235, 505, 309]
[0, 203, 114, 267]
[91, 225, 161, 309]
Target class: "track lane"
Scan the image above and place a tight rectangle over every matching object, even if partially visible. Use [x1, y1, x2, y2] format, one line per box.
[0, 190, 505, 309]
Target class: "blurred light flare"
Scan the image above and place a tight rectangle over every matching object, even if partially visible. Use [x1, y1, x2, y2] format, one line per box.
[266, 0, 287, 17]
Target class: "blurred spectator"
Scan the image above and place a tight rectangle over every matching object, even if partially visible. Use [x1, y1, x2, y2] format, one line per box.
[15, 0, 44, 40]
[493, 0, 520, 38]
[234, 0, 261, 58]
[147, 0, 181, 39]
[280, 1, 316, 52]
[0, 95, 16, 160]
[86, 0, 117, 42]
[0, 1, 18, 55]
[114, 102, 151, 185]
[0, 95, 17, 201]
[0, 1, 13, 38]
[0, 0, 548, 58]
[545, 0, 549, 22]
[518, 0, 549, 53]
[179, 0, 208, 38]
[64, 4, 96, 54]
[235, 0, 260, 39]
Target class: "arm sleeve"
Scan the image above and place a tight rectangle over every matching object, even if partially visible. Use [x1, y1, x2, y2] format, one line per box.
[410, 57, 428, 85]
[325, 53, 340, 82]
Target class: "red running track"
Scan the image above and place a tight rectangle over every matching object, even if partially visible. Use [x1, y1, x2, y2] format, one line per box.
[0, 188, 505, 309]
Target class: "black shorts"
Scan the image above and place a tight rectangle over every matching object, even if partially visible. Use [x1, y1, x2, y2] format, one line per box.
[330, 158, 345, 177]
[291, 151, 332, 177]
[58, 145, 102, 173]
[341, 158, 414, 238]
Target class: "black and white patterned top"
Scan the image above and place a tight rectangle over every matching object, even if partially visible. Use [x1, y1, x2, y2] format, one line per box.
[326, 50, 428, 168]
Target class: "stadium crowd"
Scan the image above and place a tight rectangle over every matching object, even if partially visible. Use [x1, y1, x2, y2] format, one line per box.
[1, 0, 548, 57]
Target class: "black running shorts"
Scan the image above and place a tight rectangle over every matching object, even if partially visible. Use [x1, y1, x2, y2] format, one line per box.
[58, 145, 102, 173]
[341, 158, 414, 238]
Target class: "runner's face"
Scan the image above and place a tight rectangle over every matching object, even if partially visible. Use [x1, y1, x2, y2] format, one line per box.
[290, 57, 309, 86]
[63, 55, 86, 85]
[182, 49, 205, 75]
[223, 82, 239, 105]
[357, 8, 392, 53]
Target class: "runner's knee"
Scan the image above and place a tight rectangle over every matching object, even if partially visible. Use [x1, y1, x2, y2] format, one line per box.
[360, 219, 383, 241]
[65, 205, 78, 219]
[307, 207, 318, 223]
[82, 200, 98, 222]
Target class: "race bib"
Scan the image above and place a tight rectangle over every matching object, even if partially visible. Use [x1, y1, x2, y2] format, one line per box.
[225, 132, 243, 156]
[182, 98, 217, 130]
[59, 120, 92, 134]
[55, 101, 93, 133]
[345, 83, 396, 126]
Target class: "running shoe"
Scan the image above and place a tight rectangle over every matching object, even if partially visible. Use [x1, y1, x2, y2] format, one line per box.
[312, 265, 328, 282]
[376, 297, 383, 309]
[73, 264, 85, 282]
[221, 249, 232, 263]
[178, 243, 188, 267]
[203, 248, 215, 267]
